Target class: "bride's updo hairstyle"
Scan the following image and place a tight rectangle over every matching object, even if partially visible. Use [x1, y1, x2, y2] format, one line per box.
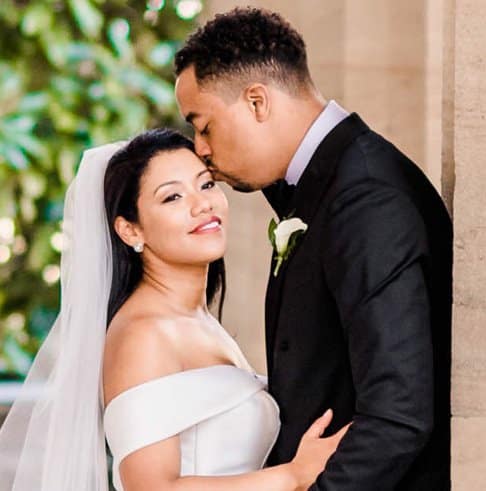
[104, 128, 226, 325]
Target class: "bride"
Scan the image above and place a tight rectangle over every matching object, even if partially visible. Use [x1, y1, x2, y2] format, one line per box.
[0, 128, 347, 490]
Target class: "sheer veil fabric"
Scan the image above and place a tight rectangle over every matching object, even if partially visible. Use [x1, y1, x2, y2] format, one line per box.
[0, 142, 125, 490]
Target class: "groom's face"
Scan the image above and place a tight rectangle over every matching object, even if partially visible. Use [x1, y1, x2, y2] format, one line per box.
[175, 66, 278, 191]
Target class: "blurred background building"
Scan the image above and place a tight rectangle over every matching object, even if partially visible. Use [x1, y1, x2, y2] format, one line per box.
[0, 0, 485, 489]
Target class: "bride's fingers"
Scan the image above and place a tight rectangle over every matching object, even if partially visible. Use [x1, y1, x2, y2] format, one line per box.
[303, 409, 333, 439]
[329, 422, 352, 443]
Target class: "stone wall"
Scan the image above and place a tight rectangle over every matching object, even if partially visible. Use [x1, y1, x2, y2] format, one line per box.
[444, 0, 486, 489]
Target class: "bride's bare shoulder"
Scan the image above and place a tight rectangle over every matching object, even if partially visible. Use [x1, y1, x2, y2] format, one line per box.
[103, 313, 185, 407]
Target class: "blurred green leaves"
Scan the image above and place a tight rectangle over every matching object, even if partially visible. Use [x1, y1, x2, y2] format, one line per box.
[0, 0, 199, 379]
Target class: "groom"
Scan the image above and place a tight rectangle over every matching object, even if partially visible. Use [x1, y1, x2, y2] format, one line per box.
[175, 7, 451, 490]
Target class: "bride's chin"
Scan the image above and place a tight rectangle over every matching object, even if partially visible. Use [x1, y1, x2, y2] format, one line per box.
[196, 243, 227, 264]
[206, 251, 226, 263]
[184, 250, 225, 267]
[207, 250, 226, 264]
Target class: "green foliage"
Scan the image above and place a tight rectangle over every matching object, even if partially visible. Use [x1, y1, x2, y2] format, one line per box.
[0, 0, 200, 379]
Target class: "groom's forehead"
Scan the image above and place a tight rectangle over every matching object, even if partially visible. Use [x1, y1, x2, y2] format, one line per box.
[175, 68, 209, 113]
[176, 72, 230, 119]
[175, 71, 194, 106]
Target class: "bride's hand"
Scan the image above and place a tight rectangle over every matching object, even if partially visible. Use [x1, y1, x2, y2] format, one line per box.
[288, 409, 351, 491]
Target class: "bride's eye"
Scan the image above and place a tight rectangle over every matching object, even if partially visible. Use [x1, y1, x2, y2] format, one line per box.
[162, 193, 182, 203]
[202, 180, 215, 190]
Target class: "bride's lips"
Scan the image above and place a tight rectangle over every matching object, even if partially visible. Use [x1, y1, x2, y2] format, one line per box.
[190, 216, 222, 234]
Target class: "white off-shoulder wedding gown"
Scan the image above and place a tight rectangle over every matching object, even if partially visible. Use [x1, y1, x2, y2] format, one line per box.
[103, 316, 281, 491]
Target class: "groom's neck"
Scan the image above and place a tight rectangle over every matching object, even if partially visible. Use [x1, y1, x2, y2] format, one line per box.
[277, 91, 327, 177]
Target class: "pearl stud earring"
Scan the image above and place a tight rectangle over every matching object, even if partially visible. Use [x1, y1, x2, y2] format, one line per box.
[133, 242, 144, 253]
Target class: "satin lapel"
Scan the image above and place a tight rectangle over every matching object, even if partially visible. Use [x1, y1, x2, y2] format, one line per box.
[265, 114, 370, 361]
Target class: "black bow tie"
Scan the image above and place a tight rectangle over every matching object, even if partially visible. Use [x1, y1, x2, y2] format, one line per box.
[263, 180, 297, 219]
[277, 181, 297, 218]
[281, 181, 296, 202]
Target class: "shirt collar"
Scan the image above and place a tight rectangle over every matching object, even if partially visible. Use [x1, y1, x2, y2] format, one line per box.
[285, 100, 350, 185]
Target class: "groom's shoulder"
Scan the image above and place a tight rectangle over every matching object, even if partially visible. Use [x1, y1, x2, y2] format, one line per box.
[330, 126, 425, 197]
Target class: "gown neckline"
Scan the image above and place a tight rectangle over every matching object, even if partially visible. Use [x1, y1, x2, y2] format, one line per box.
[104, 364, 258, 413]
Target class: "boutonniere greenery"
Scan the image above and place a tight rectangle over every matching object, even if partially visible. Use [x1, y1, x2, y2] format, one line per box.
[268, 215, 308, 277]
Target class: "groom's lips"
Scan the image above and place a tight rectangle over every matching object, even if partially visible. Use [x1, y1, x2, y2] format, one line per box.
[190, 216, 222, 234]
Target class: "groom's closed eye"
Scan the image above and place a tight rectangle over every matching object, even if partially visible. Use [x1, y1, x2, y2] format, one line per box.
[200, 124, 210, 136]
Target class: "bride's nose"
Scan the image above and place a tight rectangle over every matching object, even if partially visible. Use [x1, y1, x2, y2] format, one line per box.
[190, 191, 212, 217]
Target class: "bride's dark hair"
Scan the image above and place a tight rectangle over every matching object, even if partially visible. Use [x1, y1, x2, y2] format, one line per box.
[104, 128, 226, 325]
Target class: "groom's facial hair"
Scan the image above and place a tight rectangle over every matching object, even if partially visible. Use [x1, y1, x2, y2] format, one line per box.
[204, 158, 256, 193]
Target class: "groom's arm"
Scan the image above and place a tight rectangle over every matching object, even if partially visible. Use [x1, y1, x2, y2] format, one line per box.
[313, 181, 435, 491]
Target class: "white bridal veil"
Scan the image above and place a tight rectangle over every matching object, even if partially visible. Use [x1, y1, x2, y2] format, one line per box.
[0, 142, 125, 490]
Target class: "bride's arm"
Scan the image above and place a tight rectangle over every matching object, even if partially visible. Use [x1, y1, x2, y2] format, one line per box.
[120, 435, 298, 491]
[104, 318, 345, 491]
[119, 412, 340, 491]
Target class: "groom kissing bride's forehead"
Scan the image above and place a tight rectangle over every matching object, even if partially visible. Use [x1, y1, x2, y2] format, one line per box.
[175, 7, 452, 491]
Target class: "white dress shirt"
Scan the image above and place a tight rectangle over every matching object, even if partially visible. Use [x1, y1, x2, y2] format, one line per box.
[285, 100, 350, 186]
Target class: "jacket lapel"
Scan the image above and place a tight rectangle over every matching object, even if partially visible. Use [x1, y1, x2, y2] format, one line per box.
[265, 113, 370, 369]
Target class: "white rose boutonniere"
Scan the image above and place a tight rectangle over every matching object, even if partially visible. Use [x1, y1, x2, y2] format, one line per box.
[268, 216, 308, 276]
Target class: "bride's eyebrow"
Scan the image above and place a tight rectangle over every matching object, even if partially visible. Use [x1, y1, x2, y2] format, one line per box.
[153, 170, 212, 195]
[153, 180, 179, 195]
[197, 169, 211, 178]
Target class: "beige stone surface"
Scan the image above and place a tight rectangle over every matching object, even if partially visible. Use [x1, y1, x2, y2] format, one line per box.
[452, 417, 486, 490]
[425, 0, 444, 191]
[453, 228, 486, 310]
[450, 0, 486, 413]
[441, 0, 456, 214]
[219, 186, 273, 374]
[452, 305, 486, 416]
[343, 0, 427, 171]
[445, 0, 486, 488]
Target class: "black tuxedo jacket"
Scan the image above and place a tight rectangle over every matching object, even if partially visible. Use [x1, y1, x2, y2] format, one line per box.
[263, 114, 452, 490]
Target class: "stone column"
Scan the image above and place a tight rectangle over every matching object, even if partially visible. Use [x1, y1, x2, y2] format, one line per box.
[426, 0, 444, 191]
[445, 0, 486, 489]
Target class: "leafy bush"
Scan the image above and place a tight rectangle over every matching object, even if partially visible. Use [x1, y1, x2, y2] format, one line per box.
[0, 0, 200, 379]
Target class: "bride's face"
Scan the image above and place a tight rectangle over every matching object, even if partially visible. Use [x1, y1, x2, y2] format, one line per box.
[134, 148, 228, 266]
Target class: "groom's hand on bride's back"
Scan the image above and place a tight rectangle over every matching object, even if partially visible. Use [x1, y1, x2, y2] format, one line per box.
[290, 409, 352, 490]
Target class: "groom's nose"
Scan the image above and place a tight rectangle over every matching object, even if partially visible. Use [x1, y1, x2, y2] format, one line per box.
[194, 134, 211, 160]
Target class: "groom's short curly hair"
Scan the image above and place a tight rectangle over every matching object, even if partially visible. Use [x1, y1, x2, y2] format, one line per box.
[174, 7, 312, 95]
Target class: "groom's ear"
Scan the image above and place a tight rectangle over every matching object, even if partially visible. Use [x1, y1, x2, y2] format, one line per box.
[244, 83, 271, 123]
[114, 216, 144, 248]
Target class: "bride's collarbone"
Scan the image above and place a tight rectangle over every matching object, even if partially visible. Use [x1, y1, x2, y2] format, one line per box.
[176, 331, 238, 371]
[108, 313, 238, 372]
[151, 315, 237, 370]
